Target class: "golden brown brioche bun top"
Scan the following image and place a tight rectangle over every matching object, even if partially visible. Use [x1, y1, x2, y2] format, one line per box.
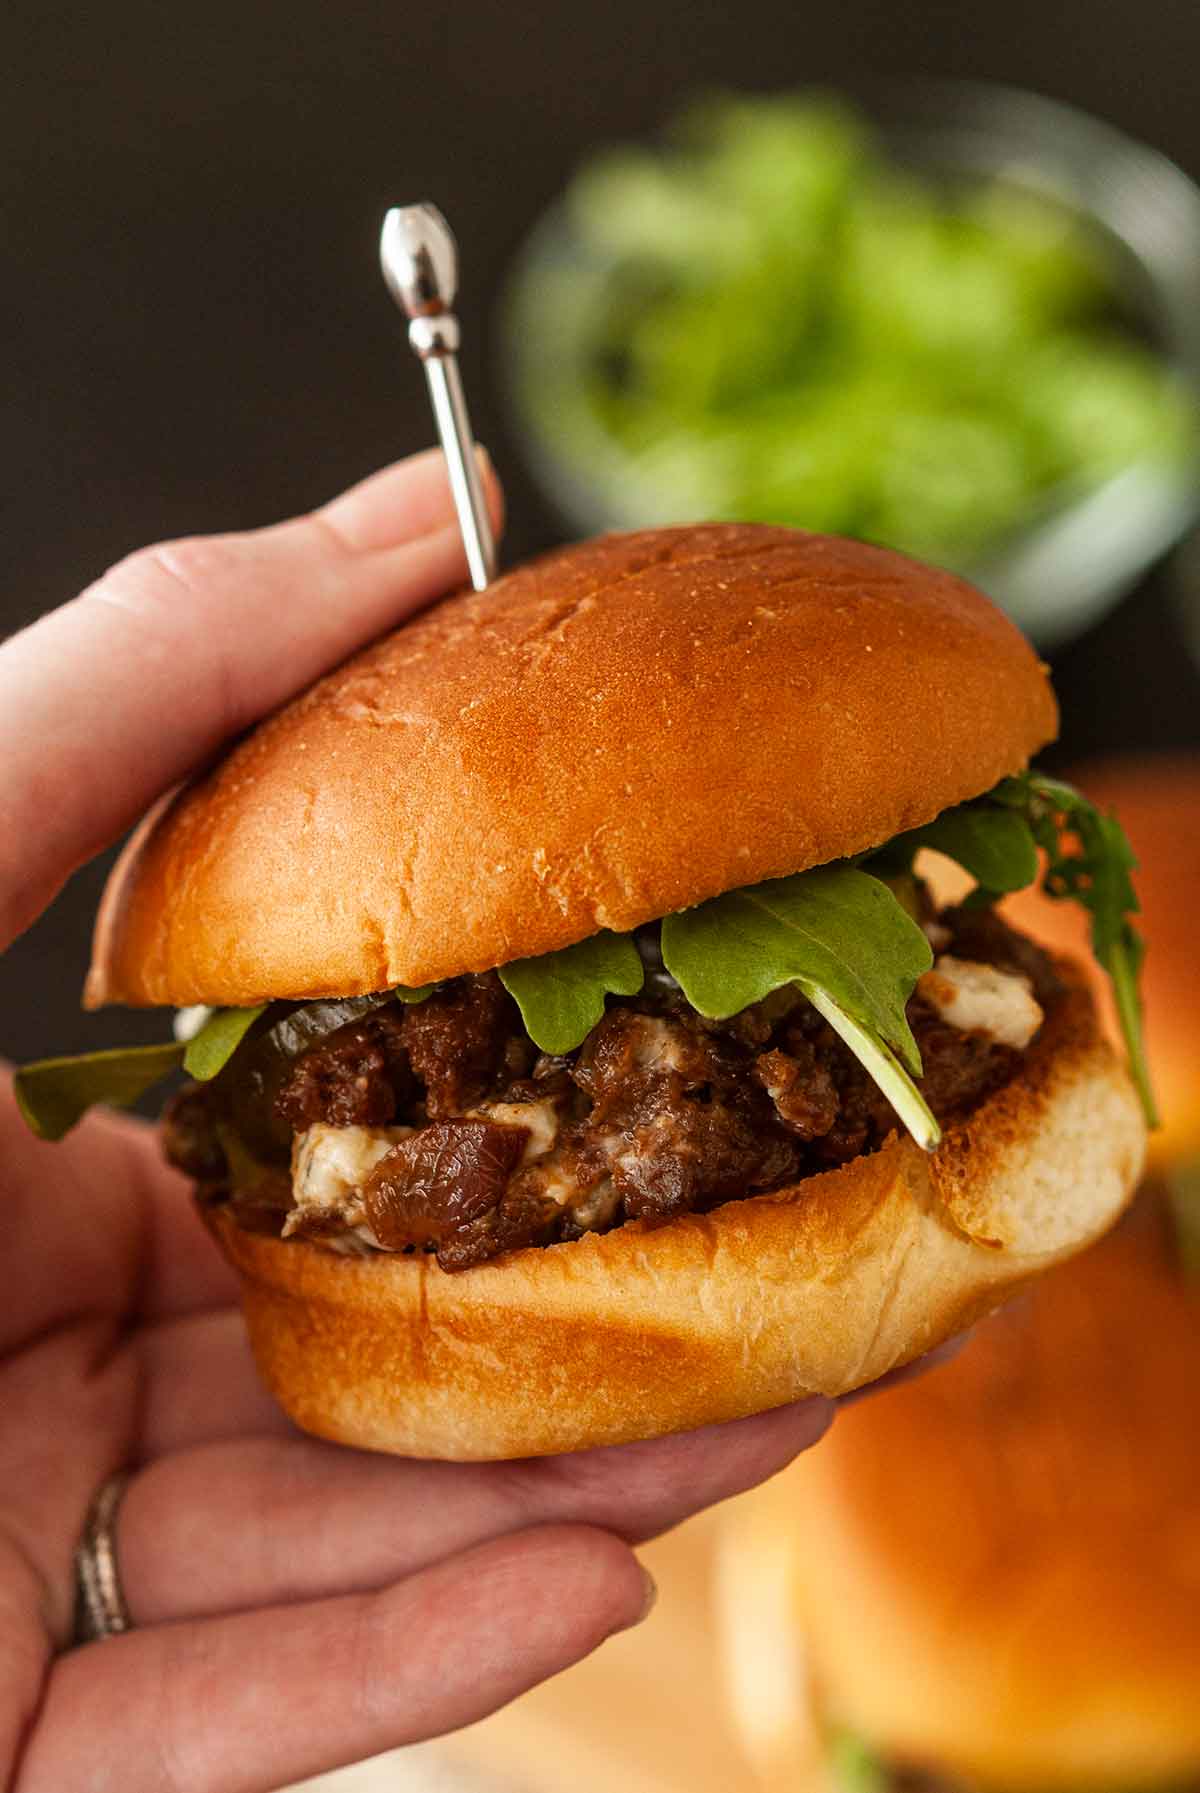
[748, 1199, 1200, 1790]
[87, 523, 1056, 1008]
[1004, 753, 1200, 1167]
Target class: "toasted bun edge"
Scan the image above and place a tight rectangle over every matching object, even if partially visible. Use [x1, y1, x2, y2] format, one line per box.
[204, 971, 1142, 1459]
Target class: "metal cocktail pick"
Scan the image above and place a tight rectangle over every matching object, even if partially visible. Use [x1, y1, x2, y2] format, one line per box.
[379, 203, 497, 591]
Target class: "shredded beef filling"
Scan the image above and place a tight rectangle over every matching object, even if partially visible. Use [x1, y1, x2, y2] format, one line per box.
[276, 1009, 413, 1130]
[362, 1118, 533, 1259]
[165, 906, 1061, 1272]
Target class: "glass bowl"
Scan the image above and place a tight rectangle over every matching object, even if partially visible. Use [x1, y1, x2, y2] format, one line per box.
[502, 81, 1200, 647]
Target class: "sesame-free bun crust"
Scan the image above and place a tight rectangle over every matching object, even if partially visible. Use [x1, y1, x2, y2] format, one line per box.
[203, 968, 1143, 1461]
[88, 524, 1056, 1008]
[721, 752, 1199, 1793]
[730, 1196, 1200, 1793]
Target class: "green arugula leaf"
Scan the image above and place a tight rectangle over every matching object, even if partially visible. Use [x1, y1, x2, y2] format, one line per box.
[499, 932, 645, 1054]
[660, 865, 940, 1151]
[867, 769, 1154, 1129]
[14, 1042, 185, 1141]
[877, 801, 1039, 900]
[183, 1005, 268, 1081]
[992, 771, 1157, 1126]
[660, 866, 932, 1076]
[13, 984, 432, 1145]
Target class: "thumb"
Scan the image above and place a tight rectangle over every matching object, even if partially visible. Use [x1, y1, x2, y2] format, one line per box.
[0, 447, 502, 952]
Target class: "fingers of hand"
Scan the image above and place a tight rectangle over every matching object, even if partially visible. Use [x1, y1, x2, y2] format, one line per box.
[0, 1303, 287, 1646]
[836, 1333, 972, 1407]
[0, 1083, 238, 1352]
[321, 444, 502, 552]
[132, 1309, 293, 1460]
[115, 1397, 833, 1626]
[0, 1534, 53, 1775]
[0, 447, 500, 951]
[17, 1526, 646, 1793]
[510, 1396, 838, 1545]
[0, 1082, 148, 1351]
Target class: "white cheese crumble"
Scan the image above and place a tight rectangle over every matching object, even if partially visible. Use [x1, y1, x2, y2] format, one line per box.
[569, 1177, 620, 1231]
[173, 1004, 215, 1042]
[287, 1101, 568, 1240]
[916, 955, 1043, 1051]
[632, 1016, 692, 1074]
[468, 1098, 560, 1161]
[287, 1122, 413, 1234]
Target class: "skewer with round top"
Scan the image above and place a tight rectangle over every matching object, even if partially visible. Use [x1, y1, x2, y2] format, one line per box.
[380, 203, 497, 591]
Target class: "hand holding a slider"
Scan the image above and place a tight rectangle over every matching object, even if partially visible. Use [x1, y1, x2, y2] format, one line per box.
[2, 205, 1148, 1791]
[0, 450, 845, 1793]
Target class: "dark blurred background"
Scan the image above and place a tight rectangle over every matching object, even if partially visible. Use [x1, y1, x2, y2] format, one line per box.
[4, 0, 1199, 1063]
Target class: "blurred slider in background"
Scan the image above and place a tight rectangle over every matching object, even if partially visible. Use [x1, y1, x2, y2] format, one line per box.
[717, 755, 1200, 1793]
[506, 83, 1200, 646]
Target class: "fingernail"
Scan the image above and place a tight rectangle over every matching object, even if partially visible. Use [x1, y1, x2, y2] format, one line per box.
[613, 1564, 658, 1634]
[622, 1565, 658, 1632]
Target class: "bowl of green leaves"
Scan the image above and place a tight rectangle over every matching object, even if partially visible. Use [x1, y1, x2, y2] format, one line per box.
[504, 81, 1200, 645]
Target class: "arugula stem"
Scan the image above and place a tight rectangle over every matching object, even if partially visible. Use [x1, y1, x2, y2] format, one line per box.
[804, 984, 941, 1153]
[1107, 943, 1160, 1129]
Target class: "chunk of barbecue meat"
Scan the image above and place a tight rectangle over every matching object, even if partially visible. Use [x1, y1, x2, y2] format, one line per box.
[275, 1009, 412, 1131]
[362, 1117, 555, 1269]
[908, 996, 1019, 1116]
[569, 1010, 801, 1222]
[399, 975, 533, 1117]
[753, 1044, 839, 1140]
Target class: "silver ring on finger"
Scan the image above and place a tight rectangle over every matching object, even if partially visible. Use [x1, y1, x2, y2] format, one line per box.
[73, 1472, 133, 1644]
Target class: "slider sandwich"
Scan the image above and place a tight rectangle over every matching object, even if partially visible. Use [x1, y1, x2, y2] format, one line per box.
[17, 525, 1151, 1458]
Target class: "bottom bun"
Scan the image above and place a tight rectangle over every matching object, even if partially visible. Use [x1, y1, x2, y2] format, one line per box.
[205, 967, 1144, 1460]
